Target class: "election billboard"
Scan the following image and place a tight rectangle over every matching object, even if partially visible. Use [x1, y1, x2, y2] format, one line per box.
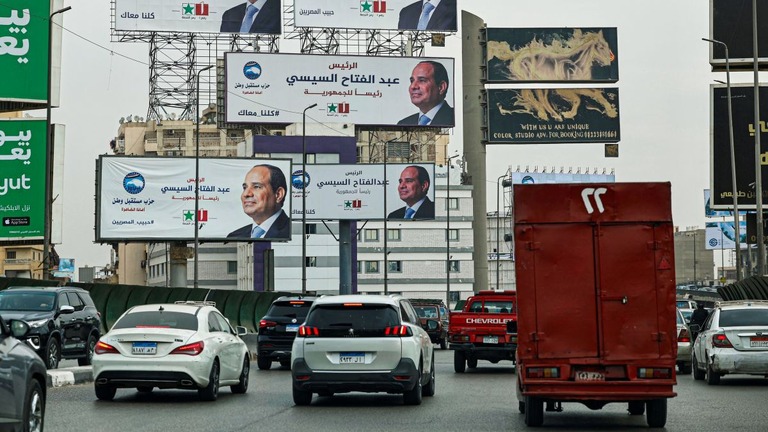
[510, 171, 615, 185]
[0, 120, 46, 243]
[485, 27, 619, 83]
[485, 88, 620, 144]
[224, 53, 455, 127]
[291, 163, 435, 220]
[96, 156, 292, 242]
[294, 0, 457, 32]
[114, 0, 282, 35]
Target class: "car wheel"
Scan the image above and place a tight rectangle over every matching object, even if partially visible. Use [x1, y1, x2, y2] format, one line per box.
[136, 386, 153, 393]
[524, 395, 544, 427]
[231, 356, 250, 394]
[293, 385, 312, 406]
[453, 351, 466, 373]
[467, 357, 478, 369]
[628, 401, 645, 415]
[692, 353, 705, 380]
[403, 362, 423, 405]
[78, 333, 98, 366]
[257, 355, 272, 370]
[518, 400, 525, 414]
[24, 379, 45, 432]
[422, 355, 436, 397]
[705, 360, 721, 385]
[94, 384, 116, 401]
[45, 337, 60, 370]
[646, 398, 667, 428]
[678, 362, 692, 375]
[198, 360, 220, 401]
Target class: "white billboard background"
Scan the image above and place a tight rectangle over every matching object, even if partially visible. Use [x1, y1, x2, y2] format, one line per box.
[705, 221, 748, 250]
[97, 157, 292, 241]
[510, 171, 615, 184]
[291, 164, 435, 220]
[225, 53, 455, 126]
[294, 0, 457, 32]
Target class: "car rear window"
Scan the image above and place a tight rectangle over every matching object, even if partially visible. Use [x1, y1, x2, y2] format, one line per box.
[468, 301, 515, 313]
[113, 311, 199, 331]
[0, 292, 56, 311]
[719, 309, 768, 327]
[305, 304, 400, 337]
[413, 305, 439, 318]
[268, 301, 312, 319]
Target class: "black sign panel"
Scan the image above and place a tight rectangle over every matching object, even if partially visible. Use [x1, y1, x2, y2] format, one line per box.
[710, 0, 768, 70]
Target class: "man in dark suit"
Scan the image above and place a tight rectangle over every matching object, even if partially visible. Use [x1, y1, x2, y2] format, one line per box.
[398, 60, 454, 127]
[387, 165, 435, 220]
[220, 0, 281, 34]
[397, 0, 457, 31]
[227, 164, 291, 240]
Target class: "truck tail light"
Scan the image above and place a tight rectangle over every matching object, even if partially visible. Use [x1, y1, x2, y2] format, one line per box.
[677, 328, 691, 343]
[94, 341, 119, 355]
[526, 367, 559, 378]
[637, 367, 672, 379]
[509, 335, 518, 344]
[170, 341, 204, 356]
[712, 333, 733, 348]
[451, 334, 469, 343]
[299, 325, 319, 337]
[385, 326, 413, 336]
[259, 320, 277, 329]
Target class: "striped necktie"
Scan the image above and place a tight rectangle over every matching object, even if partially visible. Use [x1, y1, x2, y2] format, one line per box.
[417, 2, 435, 30]
[240, 4, 259, 33]
[405, 208, 416, 219]
[251, 225, 265, 238]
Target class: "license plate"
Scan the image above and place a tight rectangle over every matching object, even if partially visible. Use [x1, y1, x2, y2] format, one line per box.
[483, 336, 499, 344]
[286, 324, 299, 332]
[339, 352, 364, 364]
[132, 342, 157, 355]
[750, 337, 768, 347]
[575, 371, 605, 381]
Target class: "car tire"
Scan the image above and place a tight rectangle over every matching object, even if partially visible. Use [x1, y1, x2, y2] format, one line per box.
[518, 400, 525, 414]
[524, 395, 544, 427]
[628, 401, 645, 415]
[198, 360, 220, 401]
[45, 337, 60, 370]
[467, 357, 478, 369]
[646, 398, 667, 428]
[403, 363, 423, 405]
[136, 386, 153, 393]
[678, 362, 692, 375]
[692, 353, 705, 380]
[24, 379, 45, 432]
[423, 355, 436, 397]
[78, 333, 98, 366]
[94, 385, 116, 401]
[257, 355, 272, 370]
[231, 356, 250, 394]
[453, 351, 466, 373]
[293, 385, 312, 406]
[705, 360, 721, 385]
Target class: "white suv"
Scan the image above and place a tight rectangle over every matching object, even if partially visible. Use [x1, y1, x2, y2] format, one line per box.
[291, 294, 436, 405]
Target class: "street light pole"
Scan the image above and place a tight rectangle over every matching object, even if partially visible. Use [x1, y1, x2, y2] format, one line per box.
[753, 0, 766, 276]
[193, 64, 214, 289]
[301, 103, 317, 294]
[496, 173, 507, 290]
[703, 37, 741, 281]
[43, 5, 71, 279]
[446, 153, 460, 307]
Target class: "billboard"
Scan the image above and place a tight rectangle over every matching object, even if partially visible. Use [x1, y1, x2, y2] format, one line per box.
[0, 1, 50, 111]
[294, 0, 457, 32]
[96, 156, 292, 242]
[53, 257, 75, 279]
[114, 0, 282, 34]
[0, 120, 47, 242]
[291, 163, 435, 220]
[510, 171, 615, 185]
[485, 27, 619, 83]
[225, 53, 455, 127]
[485, 88, 620, 144]
[709, 0, 768, 70]
[706, 221, 747, 250]
[710, 84, 768, 210]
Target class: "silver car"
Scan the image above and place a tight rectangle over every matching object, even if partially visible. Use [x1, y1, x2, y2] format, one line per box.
[0, 317, 47, 432]
[675, 308, 692, 374]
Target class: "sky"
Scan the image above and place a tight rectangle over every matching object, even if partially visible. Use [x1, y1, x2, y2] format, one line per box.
[43, 0, 750, 269]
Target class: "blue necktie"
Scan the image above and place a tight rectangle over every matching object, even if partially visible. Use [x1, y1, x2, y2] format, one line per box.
[240, 4, 259, 33]
[405, 208, 416, 219]
[251, 225, 265, 238]
[417, 1, 435, 30]
[418, 114, 431, 125]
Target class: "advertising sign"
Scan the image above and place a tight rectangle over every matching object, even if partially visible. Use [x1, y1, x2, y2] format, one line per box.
[710, 0, 768, 70]
[486, 88, 620, 144]
[510, 171, 615, 185]
[0, 1, 50, 110]
[706, 221, 747, 250]
[291, 163, 435, 220]
[96, 157, 292, 242]
[0, 120, 46, 242]
[485, 27, 619, 83]
[53, 257, 75, 279]
[294, 0, 457, 32]
[225, 53, 455, 127]
[114, 0, 282, 34]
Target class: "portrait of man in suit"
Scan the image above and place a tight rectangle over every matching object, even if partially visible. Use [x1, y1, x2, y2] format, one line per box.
[397, 60, 454, 127]
[387, 165, 434, 220]
[220, 0, 281, 34]
[227, 164, 291, 240]
[397, 0, 457, 32]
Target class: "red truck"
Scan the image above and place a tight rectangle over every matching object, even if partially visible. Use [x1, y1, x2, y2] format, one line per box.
[514, 183, 677, 428]
[448, 290, 517, 372]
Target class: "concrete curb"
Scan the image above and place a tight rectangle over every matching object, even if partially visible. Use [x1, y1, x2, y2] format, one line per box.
[46, 366, 93, 388]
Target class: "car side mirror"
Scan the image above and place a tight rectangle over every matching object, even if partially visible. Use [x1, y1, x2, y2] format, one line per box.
[235, 326, 248, 336]
[58, 305, 75, 316]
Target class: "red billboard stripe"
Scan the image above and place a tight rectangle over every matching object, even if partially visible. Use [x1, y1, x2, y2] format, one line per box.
[196, 3, 209, 16]
[198, 209, 208, 222]
[374, 1, 386, 13]
[339, 102, 350, 113]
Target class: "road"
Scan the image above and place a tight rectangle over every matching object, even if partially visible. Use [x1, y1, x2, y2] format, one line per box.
[47, 350, 768, 432]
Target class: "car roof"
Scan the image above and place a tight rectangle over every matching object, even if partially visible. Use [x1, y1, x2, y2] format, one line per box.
[3, 286, 88, 293]
[313, 294, 400, 307]
[273, 295, 319, 303]
[715, 300, 768, 310]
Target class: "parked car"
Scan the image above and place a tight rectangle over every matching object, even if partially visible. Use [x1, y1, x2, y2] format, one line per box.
[92, 301, 250, 401]
[692, 300, 768, 384]
[677, 300, 697, 310]
[0, 286, 102, 369]
[0, 316, 47, 432]
[676, 308, 692, 374]
[291, 294, 437, 406]
[257, 295, 317, 370]
[411, 299, 450, 349]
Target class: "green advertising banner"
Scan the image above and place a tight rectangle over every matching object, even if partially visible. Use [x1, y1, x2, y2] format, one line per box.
[0, 1, 50, 109]
[0, 119, 47, 241]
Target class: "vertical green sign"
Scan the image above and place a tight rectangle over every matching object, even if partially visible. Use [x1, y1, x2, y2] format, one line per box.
[0, 119, 47, 241]
[0, 1, 50, 103]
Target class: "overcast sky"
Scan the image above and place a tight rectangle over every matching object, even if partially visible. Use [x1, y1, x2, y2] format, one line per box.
[48, 0, 748, 269]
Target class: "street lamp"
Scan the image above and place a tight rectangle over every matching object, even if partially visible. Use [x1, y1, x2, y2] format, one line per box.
[703, 37, 741, 281]
[43, 5, 71, 279]
[495, 173, 508, 290]
[752, 0, 766, 276]
[446, 153, 461, 307]
[301, 103, 317, 294]
[193, 64, 214, 289]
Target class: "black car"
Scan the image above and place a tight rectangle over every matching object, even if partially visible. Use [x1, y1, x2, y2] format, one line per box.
[0, 286, 102, 369]
[0, 316, 47, 432]
[257, 296, 317, 370]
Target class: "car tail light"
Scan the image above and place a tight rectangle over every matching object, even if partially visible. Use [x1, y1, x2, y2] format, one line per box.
[712, 333, 733, 348]
[384, 326, 413, 336]
[678, 328, 691, 343]
[451, 334, 469, 342]
[259, 320, 277, 329]
[170, 341, 204, 356]
[289, 301, 305, 305]
[526, 367, 559, 378]
[637, 368, 672, 379]
[94, 341, 119, 355]
[299, 325, 319, 337]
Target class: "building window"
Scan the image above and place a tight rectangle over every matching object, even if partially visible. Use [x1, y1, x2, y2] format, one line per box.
[227, 261, 237, 274]
[306, 257, 317, 267]
[365, 261, 380, 273]
[305, 224, 317, 234]
[364, 229, 379, 241]
[7, 251, 16, 259]
[446, 229, 459, 241]
[447, 260, 460, 273]
[447, 197, 459, 210]
[357, 261, 363, 273]
[387, 229, 401, 241]
[388, 261, 402, 273]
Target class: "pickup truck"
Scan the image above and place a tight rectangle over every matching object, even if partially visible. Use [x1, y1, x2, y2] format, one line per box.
[448, 290, 517, 372]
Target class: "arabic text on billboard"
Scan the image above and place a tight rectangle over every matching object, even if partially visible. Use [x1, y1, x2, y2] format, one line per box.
[294, 0, 457, 32]
[0, 1, 49, 108]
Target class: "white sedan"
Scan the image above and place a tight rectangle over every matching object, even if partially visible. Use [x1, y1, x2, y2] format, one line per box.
[92, 301, 250, 401]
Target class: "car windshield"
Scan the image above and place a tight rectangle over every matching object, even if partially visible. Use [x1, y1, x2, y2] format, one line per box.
[0, 292, 56, 311]
[112, 311, 199, 330]
[306, 304, 399, 336]
[413, 306, 439, 318]
[269, 301, 312, 319]
[680, 310, 693, 321]
[719, 308, 768, 327]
